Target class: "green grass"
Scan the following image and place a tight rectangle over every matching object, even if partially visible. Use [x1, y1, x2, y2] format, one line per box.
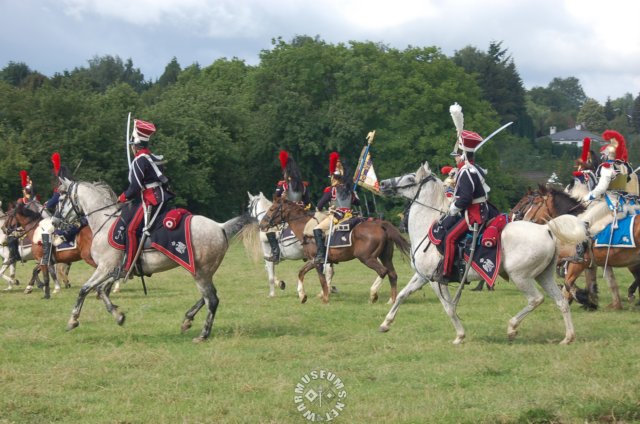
[2, 240, 640, 423]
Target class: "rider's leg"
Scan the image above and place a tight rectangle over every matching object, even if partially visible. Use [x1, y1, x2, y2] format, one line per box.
[265, 232, 280, 263]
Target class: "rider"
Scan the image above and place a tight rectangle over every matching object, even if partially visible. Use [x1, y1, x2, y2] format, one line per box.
[582, 130, 630, 202]
[44, 152, 87, 249]
[311, 152, 359, 264]
[571, 137, 600, 192]
[436, 130, 494, 282]
[7, 170, 35, 264]
[116, 118, 174, 277]
[264, 150, 311, 263]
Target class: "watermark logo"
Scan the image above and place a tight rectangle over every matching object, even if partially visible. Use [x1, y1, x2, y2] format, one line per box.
[294, 369, 347, 421]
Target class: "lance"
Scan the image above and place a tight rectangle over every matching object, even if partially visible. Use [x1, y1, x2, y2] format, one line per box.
[353, 130, 375, 192]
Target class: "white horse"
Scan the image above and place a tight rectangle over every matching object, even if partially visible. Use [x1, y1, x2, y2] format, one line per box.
[246, 192, 335, 297]
[59, 178, 252, 342]
[378, 162, 590, 345]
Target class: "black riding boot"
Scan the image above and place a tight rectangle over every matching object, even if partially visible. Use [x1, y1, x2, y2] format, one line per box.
[574, 240, 588, 262]
[265, 232, 280, 263]
[41, 233, 53, 266]
[313, 229, 326, 264]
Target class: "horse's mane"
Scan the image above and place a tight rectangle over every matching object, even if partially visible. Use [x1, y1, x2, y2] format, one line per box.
[16, 202, 42, 221]
[78, 181, 118, 207]
[543, 185, 586, 216]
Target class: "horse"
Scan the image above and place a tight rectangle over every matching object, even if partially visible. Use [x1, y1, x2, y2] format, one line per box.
[246, 192, 336, 297]
[58, 178, 252, 342]
[377, 162, 590, 345]
[9, 201, 96, 299]
[516, 185, 640, 310]
[258, 197, 410, 304]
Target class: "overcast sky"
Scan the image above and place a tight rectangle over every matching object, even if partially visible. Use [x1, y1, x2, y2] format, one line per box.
[1, 0, 639, 104]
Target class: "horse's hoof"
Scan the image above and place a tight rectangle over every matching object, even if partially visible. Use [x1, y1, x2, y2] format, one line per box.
[628, 295, 636, 303]
[116, 314, 126, 326]
[42, 293, 50, 300]
[3, 286, 11, 291]
[65, 284, 71, 289]
[508, 331, 518, 341]
[53, 288, 61, 294]
[14, 279, 19, 286]
[279, 281, 286, 290]
[192, 336, 207, 344]
[453, 336, 465, 345]
[378, 325, 390, 333]
[24, 286, 33, 294]
[181, 320, 193, 333]
[301, 294, 308, 304]
[66, 321, 79, 331]
[370, 293, 379, 304]
[608, 302, 623, 310]
[331, 286, 338, 294]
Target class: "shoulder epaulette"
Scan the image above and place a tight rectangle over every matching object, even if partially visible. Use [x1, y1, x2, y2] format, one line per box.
[323, 186, 332, 193]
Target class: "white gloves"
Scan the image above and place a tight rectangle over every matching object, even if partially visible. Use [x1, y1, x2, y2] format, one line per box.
[583, 193, 595, 202]
[448, 203, 461, 216]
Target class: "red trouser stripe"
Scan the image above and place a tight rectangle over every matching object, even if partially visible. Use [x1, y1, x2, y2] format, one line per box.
[124, 205, 145, 270]
[443, 219, 470, 276]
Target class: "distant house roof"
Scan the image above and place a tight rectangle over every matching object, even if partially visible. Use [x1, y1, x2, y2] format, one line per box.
[537, 126, 603, 146]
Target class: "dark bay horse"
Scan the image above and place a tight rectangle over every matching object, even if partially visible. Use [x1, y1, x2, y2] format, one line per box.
[259, 197, 410, 304]
[512, 185, 639, 310]
[9, 201, 96, 298]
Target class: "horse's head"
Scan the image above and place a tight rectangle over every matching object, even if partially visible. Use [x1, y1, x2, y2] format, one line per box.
[259, 196, 286, 231]
[247, 192, 272, 222]
[380, 162, 436, 199]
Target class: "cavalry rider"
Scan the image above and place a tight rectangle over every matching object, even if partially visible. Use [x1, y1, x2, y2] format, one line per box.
[571, 137, 600, 192]
[582, 130, 630, 202]
[311, 152, 359, 264]
[264, 150, 311, 263]
[44, 152, 88, 249]
[6, 170, 35, 264]
[116, 119, 174, 277]
[435, 130, 494, 282]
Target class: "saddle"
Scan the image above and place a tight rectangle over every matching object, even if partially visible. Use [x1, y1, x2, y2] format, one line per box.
[428, 214, 507, 287]
[109, 207, 196, 275]
[327, 216, 370, 248]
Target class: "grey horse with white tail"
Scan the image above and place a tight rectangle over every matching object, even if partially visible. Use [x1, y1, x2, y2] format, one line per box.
[59, 178, 252, 342]
[378, 162, 590, 345]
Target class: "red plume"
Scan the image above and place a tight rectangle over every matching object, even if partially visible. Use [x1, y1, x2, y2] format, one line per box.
[441, 166, 453, 175]
[51, 152, 61, 176]
[20, 170, 28, 188]
[602, 130, 628, 161]
[329, 152, 339, 175]
[580, 138, 591, 163]
[279, 150, 289, 171]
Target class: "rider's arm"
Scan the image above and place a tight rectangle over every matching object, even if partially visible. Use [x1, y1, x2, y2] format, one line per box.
[584, 166, 614, 201]
[119, 157, 147, 202]
[316, 187, 332, 210]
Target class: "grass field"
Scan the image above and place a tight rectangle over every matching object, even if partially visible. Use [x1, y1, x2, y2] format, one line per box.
[2, 239, 640, 423]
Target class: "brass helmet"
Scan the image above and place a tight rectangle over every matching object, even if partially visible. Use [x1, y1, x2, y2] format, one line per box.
[329, 152, 344, 186]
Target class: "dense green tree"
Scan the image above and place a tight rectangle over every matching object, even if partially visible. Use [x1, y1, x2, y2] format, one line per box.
[158, 57, 181, 87]
[0, 62, 33, 86]
[633, 92, 640, 133]
[577, 98, 607, 133]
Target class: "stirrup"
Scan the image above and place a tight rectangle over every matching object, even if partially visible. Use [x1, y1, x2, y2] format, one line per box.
[265, 254, 280, 264]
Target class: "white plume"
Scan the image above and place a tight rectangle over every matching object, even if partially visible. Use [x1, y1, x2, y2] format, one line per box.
[449, 102, 464, 134]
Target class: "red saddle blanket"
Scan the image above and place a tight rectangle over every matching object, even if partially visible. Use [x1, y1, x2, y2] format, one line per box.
[108, 210, 196, 275]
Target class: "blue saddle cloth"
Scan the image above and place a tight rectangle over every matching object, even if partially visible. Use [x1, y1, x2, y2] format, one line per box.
[594, 215, 637, 248]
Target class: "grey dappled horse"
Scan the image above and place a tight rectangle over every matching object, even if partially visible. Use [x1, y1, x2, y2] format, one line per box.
[246, 192, 335, 297]
[378, 162, 589, 345]
[59, 178, 251, 342]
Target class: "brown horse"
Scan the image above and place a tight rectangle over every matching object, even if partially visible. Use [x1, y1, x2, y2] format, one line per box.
[259, 197, 410, 303]
[512, 185, 640, 310]
[8, 201, 96, 299]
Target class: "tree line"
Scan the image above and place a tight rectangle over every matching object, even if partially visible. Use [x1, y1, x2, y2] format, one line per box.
[1, 36, 639, 223]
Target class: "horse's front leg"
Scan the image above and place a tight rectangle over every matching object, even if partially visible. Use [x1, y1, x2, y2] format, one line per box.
[564, 262, 597, 309]
[0, 262, 17, 290]
[603, 266, 622, 310]
[40, 265, 51, 300]
[379, 273, 428, 332]
[50, 264, 61, 294]
[429, 280, 466, 345]
[297, 261, 316, 303]
[314, 262, 330, 303]
[67, 268, 113, 331]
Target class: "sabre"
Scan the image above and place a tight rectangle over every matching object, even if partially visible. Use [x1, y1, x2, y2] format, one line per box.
[474, 121, 514, 152]
[602, 198, 619, 277]
[125, 112, 132, 174]
[323, 214, 335, 267]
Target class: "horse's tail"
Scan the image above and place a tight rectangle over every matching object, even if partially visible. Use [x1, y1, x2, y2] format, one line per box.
[237, 221, 264, 264]
[545, 214, 589, 245]
[221, 213, 254, 242]
[380, 221, 411, 258]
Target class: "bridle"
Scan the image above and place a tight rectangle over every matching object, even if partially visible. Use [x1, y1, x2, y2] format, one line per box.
[248, 196, 268, 222]
[63, 181, 123, 236]
[384, 173, 446, 215]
